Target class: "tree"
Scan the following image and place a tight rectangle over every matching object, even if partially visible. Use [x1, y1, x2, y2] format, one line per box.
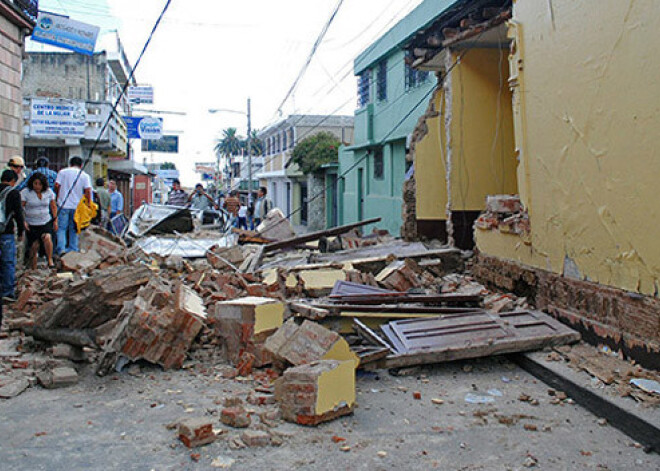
[242, 130, 264, 156]
[291, 131, 341, 174]
[214, 127, 243, 157]
[160, 162, 176, 170]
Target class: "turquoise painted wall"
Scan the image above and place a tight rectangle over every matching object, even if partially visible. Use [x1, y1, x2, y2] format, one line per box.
[339, 48, 437, 236]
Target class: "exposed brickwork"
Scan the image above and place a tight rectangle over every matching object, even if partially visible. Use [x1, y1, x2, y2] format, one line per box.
[401, 176, 418, 241]
[0, 16, 24, 165]
[275, 360, 354, 426]
[473, 252, 660, 369]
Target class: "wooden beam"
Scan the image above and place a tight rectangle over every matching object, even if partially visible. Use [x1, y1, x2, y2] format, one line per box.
[264, 218, 381, 253]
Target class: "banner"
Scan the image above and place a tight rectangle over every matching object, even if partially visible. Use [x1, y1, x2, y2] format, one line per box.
[127, 86, 154, 105]
[32, 12, 100, 56]
[30, 99, 86, 138]
[141, 135, 179, 153]
[123, 116, 163, 140]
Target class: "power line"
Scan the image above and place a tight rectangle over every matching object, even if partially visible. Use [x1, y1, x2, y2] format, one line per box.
[273, 0, 345, 119]
[57, 0, 174, 211]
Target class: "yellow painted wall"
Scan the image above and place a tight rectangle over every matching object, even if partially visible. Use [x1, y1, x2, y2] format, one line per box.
[478, 0, 660, 295]
[416, 91, 448, 220]
[449, 48, 518, 211]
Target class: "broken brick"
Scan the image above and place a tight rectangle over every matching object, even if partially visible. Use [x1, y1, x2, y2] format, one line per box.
[178, 417, 216, 448]
[221, 407, 251, 428]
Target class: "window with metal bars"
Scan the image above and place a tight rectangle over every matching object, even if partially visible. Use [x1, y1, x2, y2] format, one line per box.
[357, 70, 371, 108]
[405, 52, 430, 89]
[376, 60, 387, 102]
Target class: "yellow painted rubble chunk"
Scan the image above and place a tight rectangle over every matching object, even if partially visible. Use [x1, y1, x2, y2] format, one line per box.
[315, 360, 356, 416]
[298, 269, 346, 289]
[323, 337, 360, 369]
[253, 302, 285, 335]
[285, 273, 298, 289]
[262, 268, 278, 286]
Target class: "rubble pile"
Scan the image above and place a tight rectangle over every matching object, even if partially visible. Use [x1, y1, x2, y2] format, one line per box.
[0, 215, 593, 440]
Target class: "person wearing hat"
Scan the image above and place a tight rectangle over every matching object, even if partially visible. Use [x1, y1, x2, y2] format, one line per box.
[4, 156, 26, 187]
[166, 179, 188, 207]
[17, 155, 58, 191]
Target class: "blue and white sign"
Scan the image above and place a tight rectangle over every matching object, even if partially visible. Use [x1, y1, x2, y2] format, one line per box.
[30, 99, 86, 138]
[123, 116, 163, 140]
[128, 86, 154, 105]
[32, 12, 100, 56]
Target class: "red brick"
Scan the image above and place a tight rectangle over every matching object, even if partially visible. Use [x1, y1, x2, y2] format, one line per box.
[221, 407, 251, 428]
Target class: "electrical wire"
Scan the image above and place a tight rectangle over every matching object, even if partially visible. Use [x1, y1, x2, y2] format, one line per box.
[256, 8, 508, 238]
[272, 0, 345, 119]
[57, 0, 173, 212]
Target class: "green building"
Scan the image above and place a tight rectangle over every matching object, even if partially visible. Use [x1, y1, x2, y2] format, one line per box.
[338, 0, 456, 235]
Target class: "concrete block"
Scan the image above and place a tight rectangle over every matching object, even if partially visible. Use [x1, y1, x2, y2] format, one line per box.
[52, 343, 86, 362]
[240, 430, 270, 447]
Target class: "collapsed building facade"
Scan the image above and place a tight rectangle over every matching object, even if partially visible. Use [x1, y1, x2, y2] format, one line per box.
[402, 0, 660, 367]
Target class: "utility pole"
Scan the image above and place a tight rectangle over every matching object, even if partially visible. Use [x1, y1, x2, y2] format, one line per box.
[246, 97, 252, 206]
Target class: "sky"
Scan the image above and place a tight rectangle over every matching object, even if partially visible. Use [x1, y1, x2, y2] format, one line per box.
[31, 0, 424, 185]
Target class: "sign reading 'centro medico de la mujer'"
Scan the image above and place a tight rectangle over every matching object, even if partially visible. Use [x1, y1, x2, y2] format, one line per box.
[30, 99, 87, 138]
[32, 12, 100, 56]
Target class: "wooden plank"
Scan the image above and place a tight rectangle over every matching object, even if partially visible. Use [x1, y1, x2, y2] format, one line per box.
[374, 310, 581, 369]
[353, 318, 393, 352]
[328, 293, 482, 305]
[330, 281, 395, 296]
[289, 302, 330, 321]
[264, 218, 382, 253]
[241, 245, 265, 273]
[355, 346, 390, 366]
[314, 303, 483, 315]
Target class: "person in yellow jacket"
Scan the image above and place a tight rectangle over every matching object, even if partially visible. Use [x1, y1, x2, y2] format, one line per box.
[74, 195, 98, 234]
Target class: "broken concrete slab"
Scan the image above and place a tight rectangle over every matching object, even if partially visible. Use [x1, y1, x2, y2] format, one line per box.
[0, 378, 30, 398]
[275, 359, 355, 426]
[257, 208, 296, 242]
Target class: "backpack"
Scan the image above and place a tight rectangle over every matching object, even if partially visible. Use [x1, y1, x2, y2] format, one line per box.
[0, 186, 14, 233]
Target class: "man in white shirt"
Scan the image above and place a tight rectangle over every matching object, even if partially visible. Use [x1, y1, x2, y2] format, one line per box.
[54, 156, 92, 255]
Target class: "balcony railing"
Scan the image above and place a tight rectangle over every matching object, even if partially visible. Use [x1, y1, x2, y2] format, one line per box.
[7, 0, 38, 23]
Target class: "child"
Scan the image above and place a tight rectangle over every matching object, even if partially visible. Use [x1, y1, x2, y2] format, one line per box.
[237, 204, 248, 230]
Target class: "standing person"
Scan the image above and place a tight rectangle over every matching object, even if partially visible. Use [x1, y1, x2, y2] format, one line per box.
[247, 193, 257, 230]
[189, 183, 218, 224]
[5, 156, 26, 187]
[0, 170, 24, 304]
[95, 177, 111, 229]
[17, 156, 57, 191]
[237, 202, 248, 230]
[21, 172, 57, 269]
[166, 179, 188, 207]
[223, 190, 240, 225]
[54, 156, 92, 255]
[108, 180, 124, 218]
[253, 186, 273, 228]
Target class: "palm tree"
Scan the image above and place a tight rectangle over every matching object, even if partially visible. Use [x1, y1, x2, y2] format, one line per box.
[214, 127, 243, 157]
[242, 130, 264, 156]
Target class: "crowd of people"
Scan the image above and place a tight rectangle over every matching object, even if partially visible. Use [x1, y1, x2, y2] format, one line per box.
[0, 157, 276, 327]
[0, 155, 128, 325]
[164, 179, 273, 231]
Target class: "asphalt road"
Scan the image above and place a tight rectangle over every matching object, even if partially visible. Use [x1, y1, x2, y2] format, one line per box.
[0, 356, 657, 471]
